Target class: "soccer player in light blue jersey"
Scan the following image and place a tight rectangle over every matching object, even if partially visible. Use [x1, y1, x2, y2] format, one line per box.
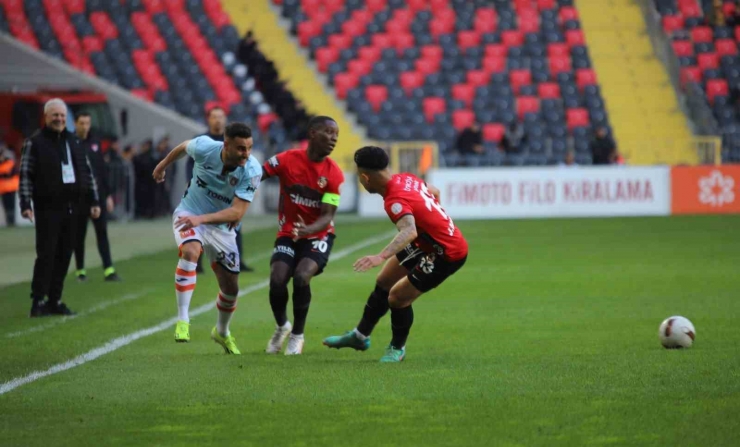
[152, 122, 262, 354]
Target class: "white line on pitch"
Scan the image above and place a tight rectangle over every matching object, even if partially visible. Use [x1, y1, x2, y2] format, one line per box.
[4, 289, 154, 339]
[0, 231, 394, 395]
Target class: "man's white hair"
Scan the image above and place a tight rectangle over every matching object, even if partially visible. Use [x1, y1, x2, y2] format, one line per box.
[44, 98, 67, 114]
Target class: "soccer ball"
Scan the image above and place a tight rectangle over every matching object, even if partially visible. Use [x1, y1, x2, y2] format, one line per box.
[658, 316, 696, 349]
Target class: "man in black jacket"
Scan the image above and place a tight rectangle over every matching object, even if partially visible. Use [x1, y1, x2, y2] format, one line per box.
[72, 111, 121, 283]
[19, 98, 101, 317]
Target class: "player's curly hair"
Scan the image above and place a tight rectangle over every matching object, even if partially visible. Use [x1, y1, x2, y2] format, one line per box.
[225, 122, 252, 140]
[354, 146, 389, 171]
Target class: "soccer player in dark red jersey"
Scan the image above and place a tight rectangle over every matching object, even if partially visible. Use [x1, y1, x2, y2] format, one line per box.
[323, 146, 468, 362]
[261, 116, 345, 355]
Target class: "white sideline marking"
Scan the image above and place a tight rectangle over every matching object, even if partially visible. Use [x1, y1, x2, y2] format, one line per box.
[4, 290, 153, 339]
[0, 231, 394, 396]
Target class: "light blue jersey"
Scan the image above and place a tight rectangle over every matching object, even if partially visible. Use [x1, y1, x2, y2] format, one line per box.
[176, 136, 261, 230]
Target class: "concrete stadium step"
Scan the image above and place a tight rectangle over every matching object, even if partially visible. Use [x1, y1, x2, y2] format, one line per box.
[576, 0, 696, 165]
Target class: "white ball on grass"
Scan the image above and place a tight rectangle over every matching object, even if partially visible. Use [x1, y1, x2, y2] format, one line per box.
[658, 316, 696, 349]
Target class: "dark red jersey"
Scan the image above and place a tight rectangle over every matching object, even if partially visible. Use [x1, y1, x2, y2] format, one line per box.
[384, 173, 468, 261]
[263, 149, 344, 239]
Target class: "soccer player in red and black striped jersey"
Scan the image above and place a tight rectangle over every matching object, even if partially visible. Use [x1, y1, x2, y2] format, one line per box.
[323, 146, 468, 362]
[261, 116, 344, 355]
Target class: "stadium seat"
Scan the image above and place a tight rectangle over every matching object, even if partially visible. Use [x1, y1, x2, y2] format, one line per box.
[423, 97, 446, 122]
[482, 123, 505, 142]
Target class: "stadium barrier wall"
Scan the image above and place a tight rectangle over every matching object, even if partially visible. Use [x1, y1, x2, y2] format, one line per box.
[358, 165, 739, 219]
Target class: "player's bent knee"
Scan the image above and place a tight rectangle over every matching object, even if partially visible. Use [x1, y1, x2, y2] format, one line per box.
[180, 242, 201, 263]
[293, 270, 313, 288]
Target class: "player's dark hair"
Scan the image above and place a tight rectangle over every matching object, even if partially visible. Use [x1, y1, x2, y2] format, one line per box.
[354, 146, 389, 171]
[75, 111, 91, 121]
[225, 122, 252, 140]
[308, 115, 336, 132]
[206, 106, 224, 118]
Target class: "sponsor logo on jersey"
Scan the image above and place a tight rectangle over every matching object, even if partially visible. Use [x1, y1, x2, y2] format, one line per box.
[268, 156, 279, 167]
[229, 176, 238, 186]
[196, 176, 208, 188]
[290, 194, 321, 208]
[206, 190, 232, 204]
[318, 176, 327, 188]
[391, 203, 403, 214]
[203, 165, 213, 170]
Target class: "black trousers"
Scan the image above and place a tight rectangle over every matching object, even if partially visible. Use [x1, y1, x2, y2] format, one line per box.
[31, 202, 79, 303]
[1, 191, 15, 226]
[74, 198, 113, 271]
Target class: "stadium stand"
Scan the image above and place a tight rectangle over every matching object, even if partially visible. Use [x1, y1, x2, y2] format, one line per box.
[274, 0, 612, 166]
[0, 0, 282, 146]
[652, 0, 740, 162]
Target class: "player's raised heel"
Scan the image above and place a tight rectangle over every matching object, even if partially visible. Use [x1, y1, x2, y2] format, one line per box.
[379, 345, 405, 363]
[285, 334, 304, 355]
[322, 331, 371, 351]
[174, 320, 190, 343]
[211, 327, 241, 354]
[266, 322, 292, 354]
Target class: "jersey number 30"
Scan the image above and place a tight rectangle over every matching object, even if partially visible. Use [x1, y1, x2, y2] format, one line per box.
[420, 183, 455, 236]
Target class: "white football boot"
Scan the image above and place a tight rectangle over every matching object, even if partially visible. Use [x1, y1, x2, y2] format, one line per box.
[284, 334, 305, 355]
[265, 321, 292, 354]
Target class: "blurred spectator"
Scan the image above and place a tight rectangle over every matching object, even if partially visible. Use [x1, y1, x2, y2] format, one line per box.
[133, 139, 156, 219]
[122, 144, 135, 162]
[455, 123, 484, 156]
[0, 141, 19, 226]
[107, 140, 132, 220]
[559, 151, 578, 167]
[502, 121, 525, 153]
[154, 136, 173, 216]
[591, 127, 617, 165]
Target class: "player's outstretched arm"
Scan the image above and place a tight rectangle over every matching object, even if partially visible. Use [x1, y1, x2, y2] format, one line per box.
[175, 197, 251, 231]
[292, 203, 338, 238]
[353, 215, 418, 272]
[153, 140, 190, 183]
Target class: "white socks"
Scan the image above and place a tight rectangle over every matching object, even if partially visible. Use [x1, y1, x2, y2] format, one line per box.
[353, 328, 368, 340]
[175, 259, 197, 322]
[216, 291, 238, 336]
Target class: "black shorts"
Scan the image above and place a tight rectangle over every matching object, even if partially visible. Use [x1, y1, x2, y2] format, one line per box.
[395, 244, 467, 293]
[270, 233, 336, 276]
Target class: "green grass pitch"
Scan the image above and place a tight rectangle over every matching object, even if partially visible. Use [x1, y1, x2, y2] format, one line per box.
[1, 215, 739, 446]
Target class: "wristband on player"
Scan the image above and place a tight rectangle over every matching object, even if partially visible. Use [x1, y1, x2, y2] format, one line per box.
[321, 192, 341, 207]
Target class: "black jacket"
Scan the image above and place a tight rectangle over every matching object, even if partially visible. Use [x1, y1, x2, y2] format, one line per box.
[79, 135, 109, 199]
[19, 127, 99, 211]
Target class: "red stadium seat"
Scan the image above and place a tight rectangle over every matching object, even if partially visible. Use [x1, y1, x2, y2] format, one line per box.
[672, 40, 694, 57]
[537, 0, 556, 9]
[430, 19, 455, 38]
[315, 47, 339, 73]
[64, 0, 85, 15]
[679, 2, 701, 17]
[549, 56, 571, 74]
[423, 97, 446, 122]
[482, 123, 505, 142]
[680, 66, 702, 87]
[297, 21, 322, 47]
[467, 70, 489, 87]
[548, 43, 569, 58]
[366, 85, 388, 112]
[538, 82, 561, 98]
[334, 72, 359, 99]
[663, 15, 683, 36]
[566, 108, 590, 129]
[697, 52, 719, 70]
[342, 20, 367, 37]
[576, 69, 597, 90]
[407, 0, 428, 10]
[559, 7, 578, 22]
[517, 97, 539, 118]
[351, 9, 373, 24]
[386, 20, 409, 35]
[328, 34, 352, 50]
[366, 0, 388, 13]
[706, 79, 729, 104]
[482, 56, 506, 74]
[347, 59, 372, 77]
[474, 11, 497, 33]
[371, 33, 393, 48]
[566, 30, 585, 47]
[415, 58, 441, 75]
[90, 12, 119, 40]
[715, 39, 738, 56]
[130, 89, 153, 102]
[394, 33, 415, 51]
[82, 36, 103, 54]
[258, 113, 278, 133]
[359, 46, 382, 63]
[430, 0, 450, 9]
[458, 31, 481, 49]
[400, 71, 425, 94]
[502, 30, 524, 47]
[393, 8, 416, 24]
[476, 7, 497, 22]
[452, 110, 476, 131]
[324, 0, 345, 14]
[142, 0, 166, 14]
[510, 69, 532, 94]
[519, 14, 539, 34]
[452, 84, 475, 106]
[690, 26, 713, 43]
[484, 44, 507, 58]
[421, 45, 444, 62]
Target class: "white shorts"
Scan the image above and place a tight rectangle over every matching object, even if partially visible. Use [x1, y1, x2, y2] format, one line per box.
[172, 210, 240, 273]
